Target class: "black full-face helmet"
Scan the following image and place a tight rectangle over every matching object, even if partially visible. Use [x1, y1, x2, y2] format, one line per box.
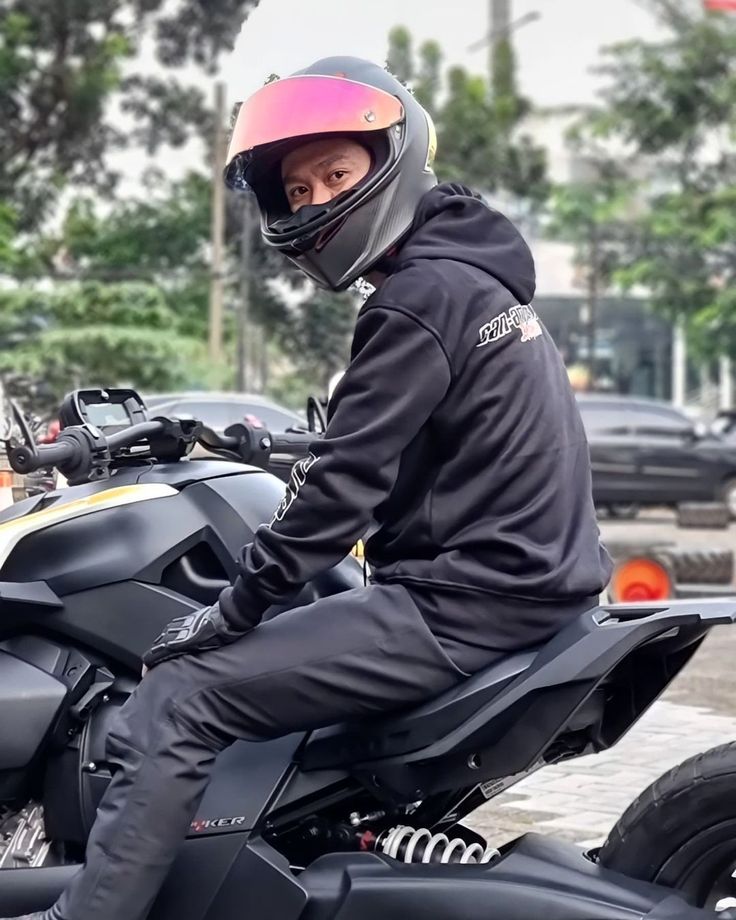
[224, 56, 438, 291]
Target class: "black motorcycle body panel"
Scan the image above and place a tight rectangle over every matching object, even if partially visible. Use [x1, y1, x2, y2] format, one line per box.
[0, 461, 361, 830]
[0, 832, 719, 920]
[0, 453, 734, 920]
[0, 650, 66, 771]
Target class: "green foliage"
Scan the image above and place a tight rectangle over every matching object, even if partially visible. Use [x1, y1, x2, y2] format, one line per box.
[0, 282, 209, 397]
[61, 172, 210, 275]
[24, 172, 215, 346]
[615, 184, 736, 355]
[592, 6, 736, 166]
[414, 40, 442, 117]
[491, 38, 527, 132]
[436, 68, 498, 187]
[386, 25, 413, 86]
[1, 0, 260, 230]
[548, 169, 636, 287]
[385, 25, 549, 204]
[0, 203, 20, 274]
[572, 4, 736, 358]
[277, 289, 357, 391]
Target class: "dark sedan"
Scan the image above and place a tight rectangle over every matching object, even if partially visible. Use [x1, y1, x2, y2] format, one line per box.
[577, 395, 736, 518]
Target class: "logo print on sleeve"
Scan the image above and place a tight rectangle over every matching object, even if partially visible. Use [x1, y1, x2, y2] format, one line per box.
[477, 304, 542, 347]
[271, 452, 320, 524]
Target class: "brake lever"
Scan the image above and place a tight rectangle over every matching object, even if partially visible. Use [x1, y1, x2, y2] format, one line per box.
[142, 417, 202, 463]
[197, 423, 272, 470]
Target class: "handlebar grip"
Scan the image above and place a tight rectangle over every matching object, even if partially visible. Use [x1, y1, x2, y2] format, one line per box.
[198, 425, 239, 452]
[9, 440, 77, 474]
[269, 430, 316, 454]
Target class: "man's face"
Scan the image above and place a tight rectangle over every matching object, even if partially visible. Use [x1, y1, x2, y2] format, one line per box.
[281, 137, 371, 212]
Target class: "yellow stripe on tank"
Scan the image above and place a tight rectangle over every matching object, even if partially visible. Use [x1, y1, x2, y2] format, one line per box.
[0, 483, 177, 571]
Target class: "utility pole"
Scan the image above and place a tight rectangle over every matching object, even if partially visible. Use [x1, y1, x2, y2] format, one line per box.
[489, 0, 512, 82]
[236, 194, 253, 391]
[208, 81, 226, 365]
[672, 323, 687, 407]
[587, 220, 600, 387]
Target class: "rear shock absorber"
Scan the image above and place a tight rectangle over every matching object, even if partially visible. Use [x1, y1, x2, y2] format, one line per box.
[378, 825, 499, 865]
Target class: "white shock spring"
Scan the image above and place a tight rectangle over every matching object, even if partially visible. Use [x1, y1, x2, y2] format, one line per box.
[379, 825, 500, 865]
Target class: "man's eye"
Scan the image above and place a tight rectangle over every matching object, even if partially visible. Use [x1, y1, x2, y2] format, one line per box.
[329, 170, 348, 182]
[289, 186, 308, 199]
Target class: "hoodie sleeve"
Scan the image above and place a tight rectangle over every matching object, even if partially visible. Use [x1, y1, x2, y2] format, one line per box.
[218, 305, 452, 629]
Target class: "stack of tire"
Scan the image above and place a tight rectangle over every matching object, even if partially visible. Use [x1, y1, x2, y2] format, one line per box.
[606, 542, 733, 603]
[676, 502, 731, 529]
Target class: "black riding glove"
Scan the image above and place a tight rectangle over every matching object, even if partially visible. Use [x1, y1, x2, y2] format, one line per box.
[142, 603, 247, 670]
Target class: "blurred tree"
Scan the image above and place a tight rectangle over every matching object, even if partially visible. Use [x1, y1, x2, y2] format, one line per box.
[0, 204, 22, 275]
[490, 37, 525, 135]
[0, 0, 260, 231]
[386, 25, 414, 85]
[276, 288, 357, 393]
[414, 40, 442, 117]
[21, 172, 354, 401]
[548, 171, 634, 286]
[385, 26, 548, 204]
[56, 172, 215, 336]
[436, 67, 498, 187]
[579, 2, 736, 357]
[547, 165, 636, 377]
[489, 34, 548, 202]
[0, 282, 218, 403]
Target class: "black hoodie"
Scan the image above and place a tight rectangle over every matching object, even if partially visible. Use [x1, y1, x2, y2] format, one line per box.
[220, 184, 612, 647]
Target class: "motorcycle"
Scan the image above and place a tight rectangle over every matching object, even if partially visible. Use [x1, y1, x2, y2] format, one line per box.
[1, 386, 736, 920]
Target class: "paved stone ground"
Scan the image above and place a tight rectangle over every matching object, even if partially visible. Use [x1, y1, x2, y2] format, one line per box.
[471, 695, 736, 849]
[467, 512, 736, 850]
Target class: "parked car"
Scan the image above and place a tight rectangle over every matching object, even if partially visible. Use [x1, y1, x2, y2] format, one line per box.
[577, 394, 736, 518]
[142, 392, 306, 434]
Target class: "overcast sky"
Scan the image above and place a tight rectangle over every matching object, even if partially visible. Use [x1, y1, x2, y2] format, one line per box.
[112, 0, 666, 193]
[224, 0, 664, 108]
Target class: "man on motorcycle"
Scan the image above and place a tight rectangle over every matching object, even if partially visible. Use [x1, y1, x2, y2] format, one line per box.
[10, 57, 611, 920]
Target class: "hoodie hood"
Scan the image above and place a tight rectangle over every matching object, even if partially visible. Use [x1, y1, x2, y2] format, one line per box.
[395, 182, 536, 305]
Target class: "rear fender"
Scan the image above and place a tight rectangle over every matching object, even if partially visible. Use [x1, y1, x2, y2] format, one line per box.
[355, 598, 736, 800]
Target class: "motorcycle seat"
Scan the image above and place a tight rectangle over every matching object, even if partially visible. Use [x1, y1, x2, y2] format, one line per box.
[300, 646, 540, 771]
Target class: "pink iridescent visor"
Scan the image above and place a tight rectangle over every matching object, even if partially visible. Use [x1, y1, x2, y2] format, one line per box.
[225, 75, 404, 168]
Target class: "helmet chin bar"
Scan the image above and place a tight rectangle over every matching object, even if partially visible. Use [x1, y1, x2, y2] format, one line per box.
[268, 188, 357, 245]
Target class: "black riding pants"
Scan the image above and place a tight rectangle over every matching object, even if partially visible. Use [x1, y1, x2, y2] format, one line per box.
[51, 583, 483, 920]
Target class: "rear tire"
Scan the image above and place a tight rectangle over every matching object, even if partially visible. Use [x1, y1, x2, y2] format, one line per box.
[599, 743, 736, 912]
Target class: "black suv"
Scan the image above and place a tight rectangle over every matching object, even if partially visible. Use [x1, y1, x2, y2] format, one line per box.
[577, 394, 736, 518]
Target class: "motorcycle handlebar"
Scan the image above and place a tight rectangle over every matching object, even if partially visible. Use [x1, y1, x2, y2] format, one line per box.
[106, 420, 165, 451]
[268, 430, 315, 454]
[9, 419, 167, 476]
[10, 440, 77, 474]
[9, 417, 315, 478]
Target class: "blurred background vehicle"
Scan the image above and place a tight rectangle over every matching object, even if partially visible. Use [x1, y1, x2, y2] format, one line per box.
[141, 391, 308, 467]
[143, 392, 307, 433]
[578, 394, 736, 519]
